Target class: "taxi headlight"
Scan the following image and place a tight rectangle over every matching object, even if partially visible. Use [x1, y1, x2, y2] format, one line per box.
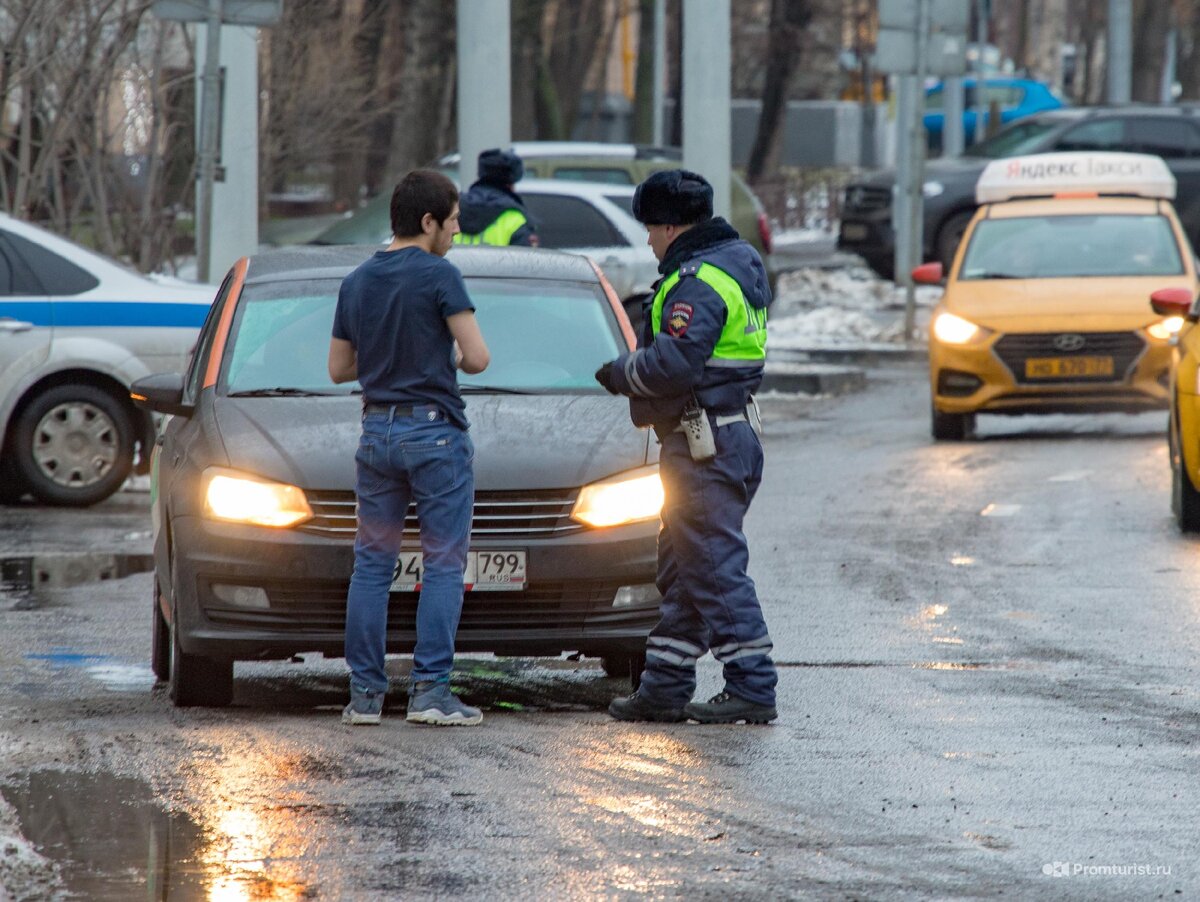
[1147, 316, 1185, 341]
[932, 312, 987, 345]
[202, 468, 313, 528]
[571, 466, 664, 528]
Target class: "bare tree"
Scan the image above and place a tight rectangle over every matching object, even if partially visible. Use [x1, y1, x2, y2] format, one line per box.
[745, 0, 813, 184]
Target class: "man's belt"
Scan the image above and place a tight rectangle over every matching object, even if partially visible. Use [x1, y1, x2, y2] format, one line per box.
[671, 403, 758, 433]
[362, 403, 445, 420]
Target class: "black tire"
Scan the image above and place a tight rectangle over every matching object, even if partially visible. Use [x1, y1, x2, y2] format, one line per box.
[151, 581, 170, 683]
[0, 454, 27, 504]
[601, 650, 646, 691]
[12, 384, 134, 506]
[931, 407, 974, 441]
[167, 563, 233, 707]
[1172, 422, 1200, 532]
[936, 211, 975, 272]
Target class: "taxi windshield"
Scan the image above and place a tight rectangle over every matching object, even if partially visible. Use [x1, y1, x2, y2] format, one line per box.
[959, 214, 1185, 280]
[222, 276, 623, 394]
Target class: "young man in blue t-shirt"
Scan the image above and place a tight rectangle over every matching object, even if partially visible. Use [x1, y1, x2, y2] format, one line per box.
[329, 170, 490, 726]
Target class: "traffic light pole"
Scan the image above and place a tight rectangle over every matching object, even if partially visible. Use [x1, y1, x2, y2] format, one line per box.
[196, 0, 223, 283]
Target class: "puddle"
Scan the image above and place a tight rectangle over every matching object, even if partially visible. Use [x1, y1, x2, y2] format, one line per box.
[1, 770, 210, 900]
[0, 553, 153, 610]
[2, 769, 313, 900]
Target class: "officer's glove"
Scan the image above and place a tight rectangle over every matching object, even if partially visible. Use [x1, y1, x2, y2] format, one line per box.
[594, 361, 620, 395]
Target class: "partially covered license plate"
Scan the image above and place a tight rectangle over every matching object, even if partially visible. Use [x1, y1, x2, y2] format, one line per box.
[841, 223, 869, 241]
[391, 551, 526, 592]
[1024, 356, 1114, 379]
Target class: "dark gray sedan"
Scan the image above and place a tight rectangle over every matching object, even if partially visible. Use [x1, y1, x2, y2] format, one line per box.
[132, 245, 661, 707]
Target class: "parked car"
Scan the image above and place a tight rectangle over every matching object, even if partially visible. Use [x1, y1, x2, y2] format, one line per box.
[0, 214, 212, 506]
[429, 141, 774, 261]
[313, 178, 660, 324]
[132, 244, 662, 707]
[923, 77, 1065, 153]
[839, 105, 1200, 280]
[922, 151, 1193, 440]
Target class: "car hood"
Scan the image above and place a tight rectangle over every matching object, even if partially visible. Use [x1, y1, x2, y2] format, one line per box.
[213, 394, 651, 491]
[942, 276, 1196, 329]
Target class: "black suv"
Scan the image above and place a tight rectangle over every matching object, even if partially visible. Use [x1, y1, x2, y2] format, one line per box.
[838, 105, 1200, 279]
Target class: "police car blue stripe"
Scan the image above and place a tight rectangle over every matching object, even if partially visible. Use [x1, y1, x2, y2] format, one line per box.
[0, 299, 210, 328]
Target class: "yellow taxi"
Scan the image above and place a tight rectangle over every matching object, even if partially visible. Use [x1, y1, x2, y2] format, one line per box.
[1148, 283, 1200, 531]
[917, 152, 1197, 440]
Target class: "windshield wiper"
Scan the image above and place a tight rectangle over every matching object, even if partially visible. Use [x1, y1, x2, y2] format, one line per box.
[458, 385, 537, 395]
[967, 271, 1024, 280]
[227, 387, 338, 397]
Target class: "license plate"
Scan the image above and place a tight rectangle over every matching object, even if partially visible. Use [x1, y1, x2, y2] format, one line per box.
[391, 551, 526, 592]
[841, 223, 869, 241]
[1024, 356, 1114, 379]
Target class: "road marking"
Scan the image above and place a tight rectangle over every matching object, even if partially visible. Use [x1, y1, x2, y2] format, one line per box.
[1048, 470, 1093, 482]
[980, 503, 1021, 517]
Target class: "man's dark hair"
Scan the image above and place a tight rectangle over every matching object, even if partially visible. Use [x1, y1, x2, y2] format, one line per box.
[390, 170, 459, 238]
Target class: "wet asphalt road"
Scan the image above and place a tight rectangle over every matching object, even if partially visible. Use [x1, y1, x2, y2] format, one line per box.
[1, 361, 1198, 900]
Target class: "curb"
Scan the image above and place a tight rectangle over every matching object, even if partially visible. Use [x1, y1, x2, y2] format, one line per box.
[771, 346, 928, 365]
[761, 362, 866, 396]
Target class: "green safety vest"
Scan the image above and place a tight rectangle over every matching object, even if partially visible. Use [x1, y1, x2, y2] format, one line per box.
[453, 209, 529, 246]
[651, 261, 767, 367]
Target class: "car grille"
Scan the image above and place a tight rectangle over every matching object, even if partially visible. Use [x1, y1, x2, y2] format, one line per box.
[300, 489, 584, 539]
[843, 184, 891, 213]
[992, 331, 1146, 384]
[204, 580, 634, 633]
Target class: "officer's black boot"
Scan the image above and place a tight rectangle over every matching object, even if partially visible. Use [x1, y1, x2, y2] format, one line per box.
[608, 691, 687, 723]
[684, 691, 777, 724]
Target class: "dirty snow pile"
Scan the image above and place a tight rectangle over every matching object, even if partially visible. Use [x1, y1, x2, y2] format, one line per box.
[769, 264, 943, 350]
[0, 799, 61, 901]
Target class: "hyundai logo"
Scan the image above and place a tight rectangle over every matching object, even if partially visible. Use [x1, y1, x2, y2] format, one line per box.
[1052, 333, 1087, 352]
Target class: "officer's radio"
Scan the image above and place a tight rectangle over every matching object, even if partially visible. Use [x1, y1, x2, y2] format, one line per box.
[680, 398, 716, 461]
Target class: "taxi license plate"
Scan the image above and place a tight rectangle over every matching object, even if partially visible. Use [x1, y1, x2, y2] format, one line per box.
[841, 223, 869, 241]
[391, 551, 526, 592]
[1024, 356, 1114, 379]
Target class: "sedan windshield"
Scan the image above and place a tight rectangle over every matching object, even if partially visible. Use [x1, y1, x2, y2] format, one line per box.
[962, 119, 1060, 159]
[222, 277, 624, 394]
[959, 214, 1185, 280]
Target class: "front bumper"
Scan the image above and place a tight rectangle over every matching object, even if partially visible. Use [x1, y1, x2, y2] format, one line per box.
[930, 331, 1172, 416]
[169, 514, 660, 661]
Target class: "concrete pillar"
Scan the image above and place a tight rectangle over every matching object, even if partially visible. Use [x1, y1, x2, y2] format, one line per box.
[457, 0, 511, 185]
[682, 0, 731, 219]
[195, 23, 259, 284]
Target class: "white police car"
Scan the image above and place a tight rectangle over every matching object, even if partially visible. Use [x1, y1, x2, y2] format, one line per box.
[0, 214, 212, 505]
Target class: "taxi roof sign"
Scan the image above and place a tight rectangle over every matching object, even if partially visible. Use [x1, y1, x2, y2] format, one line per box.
[975, 152, 1176, 204]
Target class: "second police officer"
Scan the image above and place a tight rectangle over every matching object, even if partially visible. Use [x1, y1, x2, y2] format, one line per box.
[453, 148, 540, 247]
[595, 169, 779, 725]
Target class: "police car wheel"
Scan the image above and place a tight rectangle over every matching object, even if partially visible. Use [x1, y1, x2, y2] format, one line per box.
[931, 406, 974, 441]
[12, 384, 134, 506]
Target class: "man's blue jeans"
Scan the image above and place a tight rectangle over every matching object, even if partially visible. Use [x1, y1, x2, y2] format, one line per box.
[344, 406, 474, 693]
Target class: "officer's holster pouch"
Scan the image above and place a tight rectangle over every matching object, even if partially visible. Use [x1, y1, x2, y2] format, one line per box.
[679, 397, 716, 461]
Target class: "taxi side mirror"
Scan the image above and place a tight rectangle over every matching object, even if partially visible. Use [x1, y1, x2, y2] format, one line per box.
[1149, 287, 1196, 320]
[130, 373, 193, 417]
[912, 262, 944, 285]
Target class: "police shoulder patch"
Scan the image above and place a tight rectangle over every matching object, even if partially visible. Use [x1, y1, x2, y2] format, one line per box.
[666, 301, 693, 337]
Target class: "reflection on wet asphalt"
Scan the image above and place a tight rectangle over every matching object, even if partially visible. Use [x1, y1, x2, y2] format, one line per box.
[0, 553, 153, 611]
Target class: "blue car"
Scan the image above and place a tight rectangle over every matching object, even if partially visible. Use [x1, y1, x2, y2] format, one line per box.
[924, 78, 1065, 152]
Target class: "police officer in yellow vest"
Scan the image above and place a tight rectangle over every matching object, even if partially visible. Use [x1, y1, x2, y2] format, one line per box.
[453, 149, 539, 247]
[595, 169, 778, 725]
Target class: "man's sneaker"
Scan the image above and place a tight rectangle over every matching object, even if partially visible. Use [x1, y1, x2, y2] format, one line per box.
[342, 686, 384, 725]
[406, 681, 483, 726]
[684, 691, 777, 724]
[608, 691, 687, 723]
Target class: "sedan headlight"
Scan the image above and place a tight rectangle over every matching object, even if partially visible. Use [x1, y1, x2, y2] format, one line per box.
[202, 468, 313, 528]
[1147, 316, 1185, 341]
[571, 466, 664, 528]
[932, 312, 987, 345]
[922, 180, 945, 198]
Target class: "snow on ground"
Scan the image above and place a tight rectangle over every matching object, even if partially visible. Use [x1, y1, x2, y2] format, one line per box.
[770, 263, 943, 349]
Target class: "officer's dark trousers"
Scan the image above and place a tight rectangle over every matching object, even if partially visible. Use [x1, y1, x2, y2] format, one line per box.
[639, 419, 778, 708]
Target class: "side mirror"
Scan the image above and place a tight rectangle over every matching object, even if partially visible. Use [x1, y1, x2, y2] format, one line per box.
[912, 262, 944, 285]
[130, 373, 193, 417]
[1149, 287, 1196, 319]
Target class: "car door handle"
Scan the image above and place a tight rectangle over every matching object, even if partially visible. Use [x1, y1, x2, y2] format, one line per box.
[0, 318, 34, 333]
